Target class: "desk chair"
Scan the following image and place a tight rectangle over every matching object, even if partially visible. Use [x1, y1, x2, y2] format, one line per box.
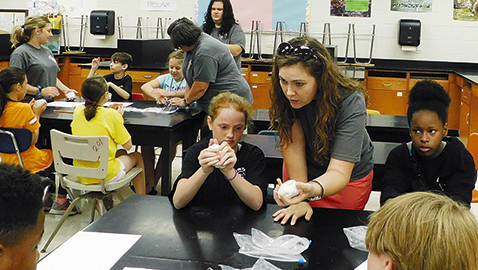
[42, 129, 142, 252]
[132, 93, 145, 100]
[0, 127, 32, 168]
[467, 133, 478, 203]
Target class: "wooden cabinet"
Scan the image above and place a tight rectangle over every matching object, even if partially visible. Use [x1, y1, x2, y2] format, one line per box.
[366, 70, 452, 117]
[469, 84, 478, 138]
[246, 65, 272, 110]
[447, 74, 461, 130]
[366, 70, 408, 116]
[0, 61, 9, 70]
[460, 81, 472, 145]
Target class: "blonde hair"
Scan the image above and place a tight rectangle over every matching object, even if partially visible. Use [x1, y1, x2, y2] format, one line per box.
[208, 91, 252, 125]
[366, 192, 478, 270]
[10, 15, 51, 48]
[168, 50, 184, 61]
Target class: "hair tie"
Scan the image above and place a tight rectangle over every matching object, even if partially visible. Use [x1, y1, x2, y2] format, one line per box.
[85, 99, 94, 106]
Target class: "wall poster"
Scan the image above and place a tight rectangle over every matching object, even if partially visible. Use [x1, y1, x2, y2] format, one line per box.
[390, 0, 432, 12]
[330, 0, 372, 17]
[453, 0, 478, 21]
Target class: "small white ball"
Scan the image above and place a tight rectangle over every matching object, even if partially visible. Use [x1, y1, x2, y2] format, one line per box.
[66, 92, 76, 99]
[277, 180, 300, 199]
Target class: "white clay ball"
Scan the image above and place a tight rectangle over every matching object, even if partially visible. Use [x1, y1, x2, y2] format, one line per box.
[66, 92, 76, 99]
[209, 144, 220, 149]
[277, 180, 300, 199]
[209, 144, 224, 169]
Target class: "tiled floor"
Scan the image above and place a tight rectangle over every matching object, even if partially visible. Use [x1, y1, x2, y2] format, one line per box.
[39, 143, 478, 259]
[39, 146, 183, 258]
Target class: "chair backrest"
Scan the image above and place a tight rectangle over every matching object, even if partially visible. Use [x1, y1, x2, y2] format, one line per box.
[132, 93, 145, 100]
[0, 128, 33, 168]
[50, 129, 109, 179]
[467, 133, 478, 170]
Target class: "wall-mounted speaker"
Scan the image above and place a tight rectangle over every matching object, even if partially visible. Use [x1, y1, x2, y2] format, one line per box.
[90, 10, 115, 35]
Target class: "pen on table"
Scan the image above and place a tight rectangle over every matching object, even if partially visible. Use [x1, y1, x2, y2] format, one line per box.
[54, 109, 74, 114]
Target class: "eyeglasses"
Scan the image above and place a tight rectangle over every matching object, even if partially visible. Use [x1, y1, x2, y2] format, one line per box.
[276, 42, 318, 61]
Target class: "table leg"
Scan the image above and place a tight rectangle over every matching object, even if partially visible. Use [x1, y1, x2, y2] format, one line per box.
[160, 141, 172, 196]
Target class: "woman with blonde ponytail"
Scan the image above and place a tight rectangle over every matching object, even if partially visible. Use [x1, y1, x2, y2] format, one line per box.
[10, 15, 76, 102]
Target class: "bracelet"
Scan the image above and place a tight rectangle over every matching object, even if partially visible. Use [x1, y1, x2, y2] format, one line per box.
[307, 180, 324, 201]
[225, 168, 238, 181]
[183, 98, 189, 107]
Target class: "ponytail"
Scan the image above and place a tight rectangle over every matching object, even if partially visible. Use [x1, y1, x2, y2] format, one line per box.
[81, 76, 108, 121]
[10, 15, 50, 48]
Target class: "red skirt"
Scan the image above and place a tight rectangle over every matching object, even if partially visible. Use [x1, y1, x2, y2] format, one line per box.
[283, 165, 373, 210]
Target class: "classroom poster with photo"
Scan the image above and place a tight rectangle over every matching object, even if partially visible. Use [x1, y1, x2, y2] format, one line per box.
[454, 0, 478, 21]
[196, 0, 310, 31]
[390, 0, 432, 12]
[330, 0, 372, 17]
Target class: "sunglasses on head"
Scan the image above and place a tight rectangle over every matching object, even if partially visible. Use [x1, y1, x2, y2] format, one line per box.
[276, 42, 318, 61]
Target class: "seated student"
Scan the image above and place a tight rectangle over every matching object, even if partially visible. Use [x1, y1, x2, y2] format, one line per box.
[141, 50, 186, 103]
[366, 192, 478, 270]
[169, 92, 267, 211]
[71, 76, 146, 198]
[380, 80, 476, 207]
[88, 52, 133, 102]
[140, 50, 187, 194]
[0, 67, 74, 215]
[0, 163, 46, 270]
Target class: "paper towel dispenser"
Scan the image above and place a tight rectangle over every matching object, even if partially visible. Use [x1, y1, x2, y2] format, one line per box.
[399, 19, 420, 46]
[90, 10, 115, 35]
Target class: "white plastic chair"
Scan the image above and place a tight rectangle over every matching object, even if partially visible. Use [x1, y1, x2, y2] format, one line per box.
[42, 129, 142, 252]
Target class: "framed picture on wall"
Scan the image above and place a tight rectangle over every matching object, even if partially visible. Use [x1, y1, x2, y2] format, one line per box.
[0, 9, 28, 33]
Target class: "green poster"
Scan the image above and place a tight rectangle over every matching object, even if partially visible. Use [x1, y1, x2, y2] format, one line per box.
[346, 0, 369, 12]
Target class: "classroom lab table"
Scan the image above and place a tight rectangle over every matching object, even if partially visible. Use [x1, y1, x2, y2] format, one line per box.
[77, 195, 371, 269]
[39, 100, 206, 195]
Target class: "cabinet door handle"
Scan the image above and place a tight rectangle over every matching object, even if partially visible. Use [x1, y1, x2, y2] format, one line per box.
[382, 83, 392, 87]
[467, 113, 470, 125]
[144, 75, 152, 79]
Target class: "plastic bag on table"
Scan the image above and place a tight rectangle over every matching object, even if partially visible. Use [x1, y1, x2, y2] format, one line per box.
[219, 257, 282, 270]
[233, 228, 310, 262]
[343, 226, 368, 252]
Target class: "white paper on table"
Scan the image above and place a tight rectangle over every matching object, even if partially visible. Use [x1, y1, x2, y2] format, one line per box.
[37, 231, 141, 270]
[104, 102, 133, 107]
[47, 101, 83, 108]
[123, 268, 160, 270]
[354, 259, 367, 270]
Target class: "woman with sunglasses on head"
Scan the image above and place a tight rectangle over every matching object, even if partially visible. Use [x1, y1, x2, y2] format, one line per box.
[270, 36, 374, 225]
[202, 0, 245, 70]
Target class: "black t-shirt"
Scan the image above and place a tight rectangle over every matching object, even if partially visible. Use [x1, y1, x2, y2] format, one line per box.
[103, 74, 133, 102]
[380, 136, 477, 206]
[169, 140, 268, 208]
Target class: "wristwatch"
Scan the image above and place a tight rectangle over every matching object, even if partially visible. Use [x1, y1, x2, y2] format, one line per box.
[307, 180, 324, 201]
[183, 98, 190, 107]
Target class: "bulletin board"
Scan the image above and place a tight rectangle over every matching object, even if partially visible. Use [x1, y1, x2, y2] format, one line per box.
[0, 9, 28, 33]
[196, 0, 310, 31]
